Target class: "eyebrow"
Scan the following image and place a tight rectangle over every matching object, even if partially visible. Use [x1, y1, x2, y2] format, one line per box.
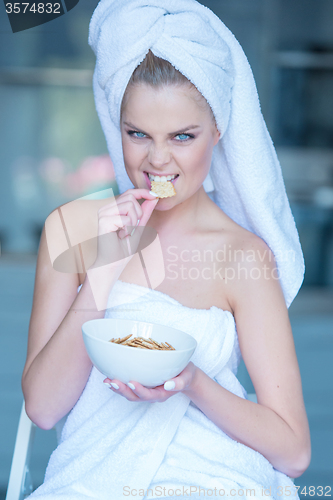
[123, 122, 200, 136]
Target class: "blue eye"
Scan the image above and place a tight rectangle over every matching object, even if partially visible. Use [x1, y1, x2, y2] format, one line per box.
[129, 131, 146, 138]
[127, 130, 194, 141]
[175, 133, 194, 141]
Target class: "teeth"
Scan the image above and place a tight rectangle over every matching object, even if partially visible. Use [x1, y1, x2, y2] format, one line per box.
[147, 173, 177, 182]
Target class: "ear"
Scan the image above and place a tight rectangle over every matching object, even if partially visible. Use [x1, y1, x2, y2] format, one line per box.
[213, 126, 221, 146]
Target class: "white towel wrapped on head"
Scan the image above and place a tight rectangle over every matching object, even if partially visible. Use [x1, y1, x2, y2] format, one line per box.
[88, 0, 304, 308]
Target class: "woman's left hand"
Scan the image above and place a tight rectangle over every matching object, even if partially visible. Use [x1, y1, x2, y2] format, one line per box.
[103, 361, 199, 402]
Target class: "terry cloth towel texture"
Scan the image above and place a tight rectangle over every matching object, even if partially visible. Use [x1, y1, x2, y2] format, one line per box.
[88, 0, 304, 308]
[27, 280, 298, 500]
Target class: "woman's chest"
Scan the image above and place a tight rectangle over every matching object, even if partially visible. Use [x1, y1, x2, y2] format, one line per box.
[117, 234, 233, 314]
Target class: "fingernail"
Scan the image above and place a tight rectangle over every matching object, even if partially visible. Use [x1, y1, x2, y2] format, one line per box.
[110, 383, 119, 390]
[164, 381, 175, 391]
[127, 382, 136, 390]
[103, 381, 112, 388]
[149, 191, 159, 197]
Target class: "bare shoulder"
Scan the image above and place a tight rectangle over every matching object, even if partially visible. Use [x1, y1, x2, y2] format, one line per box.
[225, 228, 281, 311]
[232, 228, 276, 270]
[45, 195, 120, 285]
[214, 211, 277, 276]
[46, 197, 113, 245]
[35, 206, 83, 302]
[208, 201, 274, 264]
[29, 194, 117, 326]
[210, 210, 288, 340]
[199, 204, 278, 314]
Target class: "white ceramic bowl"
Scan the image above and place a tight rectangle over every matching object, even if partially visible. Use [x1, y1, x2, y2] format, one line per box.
[82, 318, 197, 388]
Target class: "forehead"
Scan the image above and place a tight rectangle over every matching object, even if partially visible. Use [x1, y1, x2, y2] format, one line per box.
[122, 83, 211, 121]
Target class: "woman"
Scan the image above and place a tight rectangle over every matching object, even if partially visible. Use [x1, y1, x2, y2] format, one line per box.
[22, 1, 310, 498]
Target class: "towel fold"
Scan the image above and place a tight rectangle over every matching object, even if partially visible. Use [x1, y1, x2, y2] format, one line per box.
[88, 0, 304, 308]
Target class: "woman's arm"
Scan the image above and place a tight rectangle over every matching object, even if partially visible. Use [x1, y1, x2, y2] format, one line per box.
[21, 222, 112, 430]
[22, 191, 159, 430]
[183, 237, 311, 477]
[111, 235, 311, 478]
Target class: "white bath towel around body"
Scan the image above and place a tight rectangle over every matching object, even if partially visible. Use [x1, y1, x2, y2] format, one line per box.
[28, 280, 298, 500]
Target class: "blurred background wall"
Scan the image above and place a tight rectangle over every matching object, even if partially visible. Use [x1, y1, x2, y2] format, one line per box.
[0, 0, 332, 498]
[1, 0, 333, 283]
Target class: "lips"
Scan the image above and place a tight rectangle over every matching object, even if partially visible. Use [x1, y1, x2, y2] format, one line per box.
[144, 172, 179, 191]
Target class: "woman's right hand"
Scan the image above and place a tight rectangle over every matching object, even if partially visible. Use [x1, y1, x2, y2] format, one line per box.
[92, 189, 159, 268]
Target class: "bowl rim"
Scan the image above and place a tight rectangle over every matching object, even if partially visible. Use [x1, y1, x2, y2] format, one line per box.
[82, 318, 197, 353]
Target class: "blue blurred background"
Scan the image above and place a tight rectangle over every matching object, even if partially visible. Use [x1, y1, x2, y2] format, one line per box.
[0, 0, 332, 498]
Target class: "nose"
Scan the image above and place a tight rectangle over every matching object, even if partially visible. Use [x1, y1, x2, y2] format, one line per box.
[147, 142, 171, 168]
